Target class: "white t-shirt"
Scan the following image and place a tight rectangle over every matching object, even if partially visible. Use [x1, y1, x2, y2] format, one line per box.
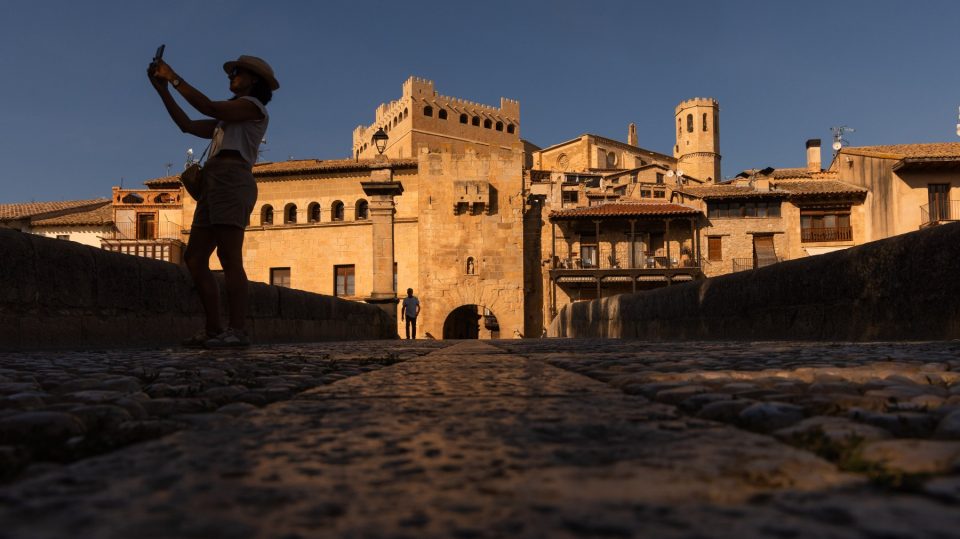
[209, 96, 269, 165]
[402, 296, 420, 318]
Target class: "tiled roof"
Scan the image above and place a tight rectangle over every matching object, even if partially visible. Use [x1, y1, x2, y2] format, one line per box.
[31, 202, 114, 226]
[0, 198, 110, 221]
[144, 158, 419, 187]
[770, 180, 867, 197]
[549, 202, 700, 220]
[676, 185, 785, 199]
[840, 143, 960, 160]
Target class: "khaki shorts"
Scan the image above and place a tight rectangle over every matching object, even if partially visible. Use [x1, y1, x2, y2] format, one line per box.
[191, 157, 258, 229]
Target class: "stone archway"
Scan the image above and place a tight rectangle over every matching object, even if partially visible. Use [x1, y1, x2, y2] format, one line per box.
[442, 305, 500, 339]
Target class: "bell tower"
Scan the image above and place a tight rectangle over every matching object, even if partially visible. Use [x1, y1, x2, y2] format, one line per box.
[674, 98, 720, 183]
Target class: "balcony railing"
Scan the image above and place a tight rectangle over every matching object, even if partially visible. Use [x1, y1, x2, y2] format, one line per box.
[104, 221, 183, 241]
[920, 200, 960, 226]
[732, 257, 785, 273]
[801, 226, 852, 243]
[551, 251, 701, 270]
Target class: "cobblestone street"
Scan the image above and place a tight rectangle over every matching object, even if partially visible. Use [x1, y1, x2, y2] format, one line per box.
[1, 339, 959, 538]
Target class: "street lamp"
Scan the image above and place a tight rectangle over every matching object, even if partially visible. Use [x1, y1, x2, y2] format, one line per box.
[372, 128, 389, 156]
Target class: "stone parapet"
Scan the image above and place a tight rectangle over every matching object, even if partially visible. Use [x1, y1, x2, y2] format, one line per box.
[0, 229, 396, 350]
[550, 222, 960, 341]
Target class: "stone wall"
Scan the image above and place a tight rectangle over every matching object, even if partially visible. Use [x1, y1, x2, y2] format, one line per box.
[549, 222, 960, 341]
[0, 229, 396, 351]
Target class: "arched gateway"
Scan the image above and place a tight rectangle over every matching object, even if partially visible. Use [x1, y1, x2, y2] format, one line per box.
[442, 305, 500, 339]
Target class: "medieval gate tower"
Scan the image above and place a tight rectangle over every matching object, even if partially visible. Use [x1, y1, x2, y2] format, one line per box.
[674, 98, 721, 183]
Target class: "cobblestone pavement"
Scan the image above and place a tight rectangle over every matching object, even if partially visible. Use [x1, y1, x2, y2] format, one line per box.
[0, 341, 449, 482]
[0, 340, 958, 538]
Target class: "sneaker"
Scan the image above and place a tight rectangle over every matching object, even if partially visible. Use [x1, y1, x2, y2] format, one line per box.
[182, 329, 219, 348]
[205, 328, 250, 348]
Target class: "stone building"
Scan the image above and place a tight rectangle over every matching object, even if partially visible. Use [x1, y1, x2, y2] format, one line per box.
[0, 198, 113, 247]
[101, 185, 186, 262]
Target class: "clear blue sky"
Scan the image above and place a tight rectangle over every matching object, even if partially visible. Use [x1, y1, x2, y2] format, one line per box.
[3, 0, 960, 203]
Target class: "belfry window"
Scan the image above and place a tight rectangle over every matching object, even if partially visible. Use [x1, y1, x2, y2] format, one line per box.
[483, 119, 492, 129]
[438, 109, 447, 120]
[308, 202, 320, 223]
[506, 124, 515, 134]
[495, 121, 503, 131]
[460, 113, 468, 124]
[703, 113, 708, 131]
[261, 205, 274, 225]
[331, 201, 344, 221]
[472, 116, 480, 126]
[423, 105, 433, 117]
[686, 114, 693, 133]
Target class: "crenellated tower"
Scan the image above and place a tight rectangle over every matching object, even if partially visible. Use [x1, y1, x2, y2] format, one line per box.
[674, 98, 720, 183]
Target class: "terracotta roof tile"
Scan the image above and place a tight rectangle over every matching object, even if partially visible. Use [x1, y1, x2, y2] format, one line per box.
[770, 180, 867, 197]
[840, 143, 960, 160]
[31, 202, 114, 226]
[0, 198, 111, 221]
[676, 185, 784, 199]
[549, 202, 700, 220]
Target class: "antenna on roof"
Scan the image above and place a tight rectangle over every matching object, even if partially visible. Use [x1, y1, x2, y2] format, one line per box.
[831, 126, 855, 155]
[164, 163, 173, 176]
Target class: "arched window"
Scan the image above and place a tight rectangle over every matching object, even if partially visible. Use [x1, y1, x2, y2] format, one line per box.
[393, 117, 398, 127]
[460, 113, 468, 124]
[483, 119, 492, 129]
[495, 121, 503, 131]
[472, 116, 480, 126]
[331, 200, 344, 221]
[423, 105, 433, 117]
[307, 202, 321, 223]
[403, 108, 408, 119]
[438, 109, 447, 120]
[466, 257, 475, 275]
[702, 113, 708, 132]
[678, 118, 682, 136]
[154, 193, 173, 203]
[261, 205, 274, 225]
[355, 199, 369, 220]
[121, 193, 144, 204]
[506, 124, 515, 134]
[284, 203, 297, 224]
[686, 114, 693, 133]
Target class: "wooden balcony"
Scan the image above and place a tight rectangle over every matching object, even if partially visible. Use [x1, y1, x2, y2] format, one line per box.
[801, 226, 852, 243]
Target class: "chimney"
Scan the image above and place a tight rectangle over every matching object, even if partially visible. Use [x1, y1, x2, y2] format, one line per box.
[806, 139, 822, 172]
[628, 123, 638, 146]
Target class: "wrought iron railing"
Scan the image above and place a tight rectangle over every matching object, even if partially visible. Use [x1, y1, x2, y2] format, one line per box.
[105, 221, 183, 241]
[920, 200, 960, 225]
[801, 226, 852, 243]
[732, 257, 785, 273]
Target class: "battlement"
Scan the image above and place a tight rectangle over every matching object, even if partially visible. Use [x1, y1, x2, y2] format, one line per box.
[675, 97, 719, 113]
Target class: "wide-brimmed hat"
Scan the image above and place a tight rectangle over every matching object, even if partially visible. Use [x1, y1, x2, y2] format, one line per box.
[223, 55, 279, 91]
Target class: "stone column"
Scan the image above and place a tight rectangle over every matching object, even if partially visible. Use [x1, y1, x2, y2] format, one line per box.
[361, 166, 404, 331]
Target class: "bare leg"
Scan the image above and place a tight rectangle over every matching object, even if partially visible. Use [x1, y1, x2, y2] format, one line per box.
[213, 225, 248, 332]
[183, 227, 221, 335]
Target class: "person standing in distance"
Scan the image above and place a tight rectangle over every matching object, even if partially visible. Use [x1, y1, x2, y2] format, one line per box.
[401, 288, 421, 339]
[147, 54, 279, 348]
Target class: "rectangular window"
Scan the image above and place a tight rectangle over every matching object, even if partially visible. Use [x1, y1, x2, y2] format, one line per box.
[579, 234, 597, 268]
[270, 267, 291, 288]
[653, 190, 666, 199]
[561, 190, 578, 206]
[136, 213, 156, 240]
[800, 208, 852, 242]
[655, 173, 664, 185]
[334, 265, 355, 297]
[928, 183, 951, 221]
[640, 189, 652, 198]
[707, 236, 723, 261]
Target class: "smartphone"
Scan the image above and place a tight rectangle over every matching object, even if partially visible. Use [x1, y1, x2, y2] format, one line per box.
[153, 44, 165, 64]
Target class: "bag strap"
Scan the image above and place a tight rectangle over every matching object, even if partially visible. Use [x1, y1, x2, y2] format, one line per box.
[197, 140, 212, 165]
